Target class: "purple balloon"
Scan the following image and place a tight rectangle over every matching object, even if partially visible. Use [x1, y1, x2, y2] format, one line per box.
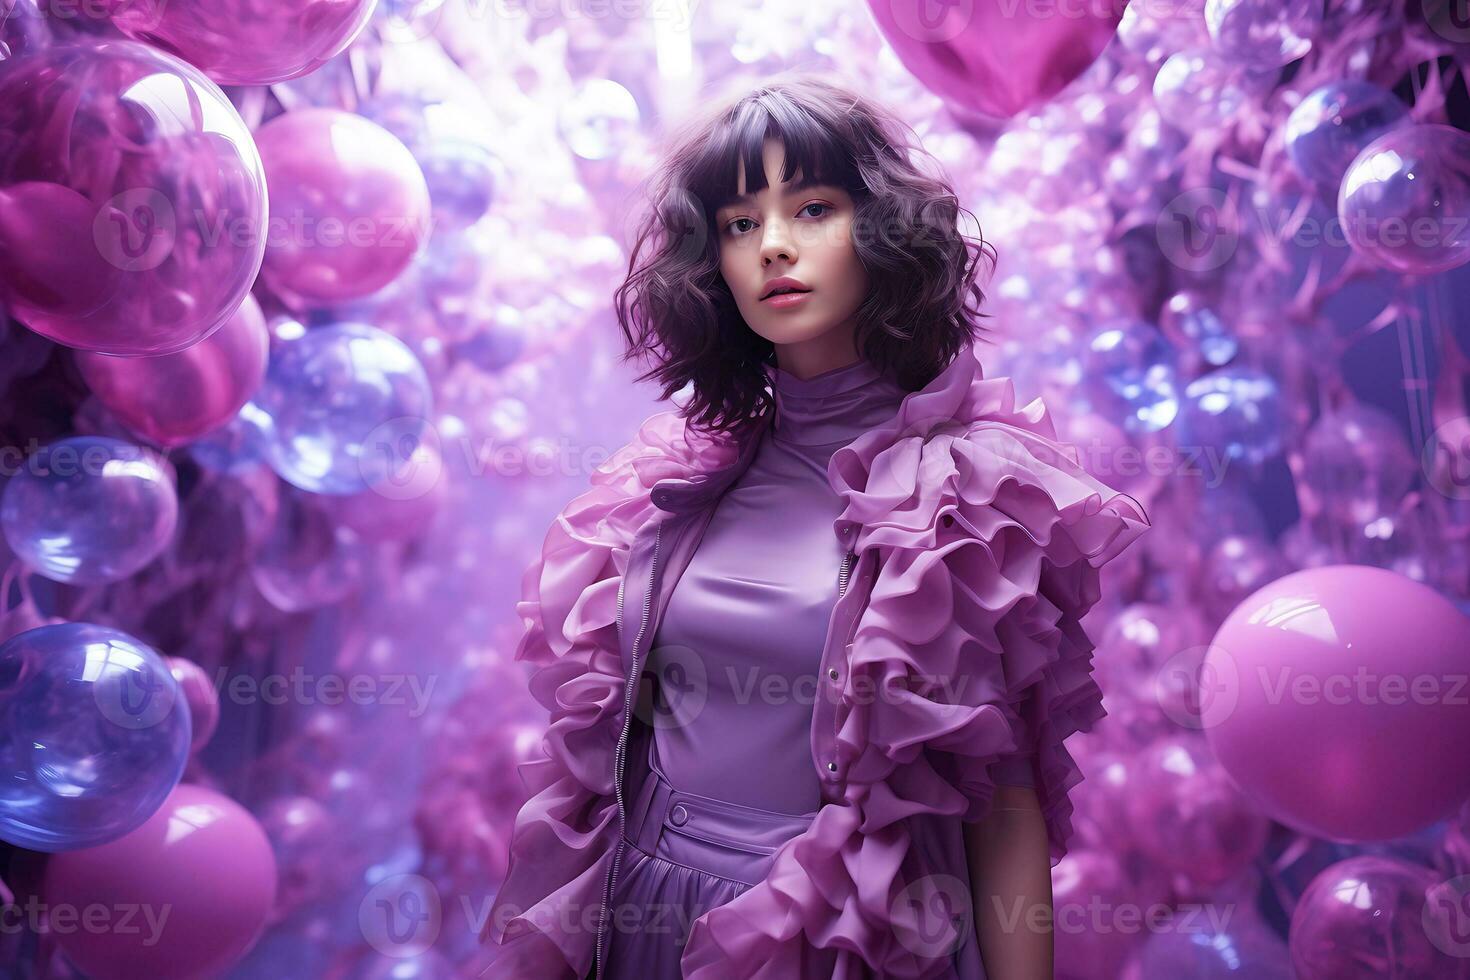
[1, 435, 178, 585]
[1205, 565, 1470, 841]
[1124, 735, 1270, 889]
[255, 108, 432, 307]
[0, 622, 191, 851]
[74, 292, 269, 449]
[40, 782, 277, 979]
[0, 40, 267, 355]
[100, 0, 378, 86]
[1290, 855, 1465, 978]
[1340, 123, 1470, 275]
[166, 656, 220, 754]
[866, 0, 1123, 119]
[1136, 912, 1291, 978]
[1285, 80, 1410, 188]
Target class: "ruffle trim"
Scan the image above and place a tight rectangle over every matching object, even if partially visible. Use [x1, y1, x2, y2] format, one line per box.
[680, 351, 1151, 978]
[482, 410, 736, 978]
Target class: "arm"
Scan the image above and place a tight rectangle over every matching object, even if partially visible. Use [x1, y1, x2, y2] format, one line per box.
[963, 783, 1055, 980]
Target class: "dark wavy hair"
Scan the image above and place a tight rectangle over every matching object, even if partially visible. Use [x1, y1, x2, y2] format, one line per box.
[613, 70, 998, 438]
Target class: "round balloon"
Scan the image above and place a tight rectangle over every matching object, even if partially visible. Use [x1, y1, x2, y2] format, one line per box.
[0, 622, 191, 851]
[865, 0, 1123, 120]
[40, 782, 277, 979]
[165, 656, 219, 754]
[0, 40, 267, 355]
[250, 321, 434, 495]
[1204, 565, 1470, 841]
[1284, 80, 1409, 188]
[100, 0, 378, 86]
[255, 108, 432, 307]
[74, 292, 269, 449]
[1136, 911, 1291, 978]
[1340, 124, 1470, 275]
[1, 436, 178, 585]
[1289, 855, 1464, 978]
[1124, 734, 1270, 889]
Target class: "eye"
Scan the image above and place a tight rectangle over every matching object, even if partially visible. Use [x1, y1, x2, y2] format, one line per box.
[725, 216, 755, 236]
[800, 203, 832, 218]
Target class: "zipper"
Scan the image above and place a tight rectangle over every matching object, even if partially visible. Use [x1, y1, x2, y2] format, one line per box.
[596, 520, 661, 977]
[837, 548, 855, 599]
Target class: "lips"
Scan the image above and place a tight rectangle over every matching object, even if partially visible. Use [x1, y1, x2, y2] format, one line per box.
[760, 277, 812, 300]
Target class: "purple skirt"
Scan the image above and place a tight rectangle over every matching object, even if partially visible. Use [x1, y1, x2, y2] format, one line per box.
[601, 741, 818, 977]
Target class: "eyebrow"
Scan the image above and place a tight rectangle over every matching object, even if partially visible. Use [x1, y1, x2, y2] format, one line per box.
[717, 175, 829, 211]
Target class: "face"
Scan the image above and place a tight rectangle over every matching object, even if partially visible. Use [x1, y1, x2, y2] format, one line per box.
[715, 138, 869, 369]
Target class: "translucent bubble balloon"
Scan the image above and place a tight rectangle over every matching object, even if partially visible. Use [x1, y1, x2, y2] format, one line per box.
[251, 321, 433, 495]
[418, 138, 504, 232]
[0, 622, 191, 851]
[255, 108, 432, 308]
[1, 436, 178, 585]
[1177, 365, 1285, 466]
[1153, 49, 1253, 129]
[1284, 80, 1410, 188]
[74, 292, 269, 449]
[1205, 0, 1321, 67]
[1137, 913, 1291, 978]
[1339, 123, 1470, 275]
[0, 0, 51, 58]
[101, 0, 378, 86]
[1159, 291, 1238, 368]
[1125, 735, 1270, 889]
[0, 40, 267, 355]
[1078, 318, 1181, 432]
[1300, 403, 1416, 525]
[1290, 856, 1464, 978]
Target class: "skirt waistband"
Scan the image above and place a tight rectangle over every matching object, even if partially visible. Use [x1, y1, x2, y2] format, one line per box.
[625, 738, 816, 887]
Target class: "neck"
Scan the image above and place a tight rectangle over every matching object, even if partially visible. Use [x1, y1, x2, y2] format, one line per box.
[769, 330, 861, 382]
[762, 356, 907, 448]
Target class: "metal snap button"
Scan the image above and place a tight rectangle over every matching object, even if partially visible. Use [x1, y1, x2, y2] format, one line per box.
[828, 668, 839, 680]
[670, 804, 689, 826]
[827, 761, 837, 772]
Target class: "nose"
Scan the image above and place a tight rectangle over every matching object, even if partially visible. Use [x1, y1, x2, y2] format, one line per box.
[760, 219, 796, 266]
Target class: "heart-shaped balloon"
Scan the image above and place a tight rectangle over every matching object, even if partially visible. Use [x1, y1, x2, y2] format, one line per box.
[867, 0, 1126, 119]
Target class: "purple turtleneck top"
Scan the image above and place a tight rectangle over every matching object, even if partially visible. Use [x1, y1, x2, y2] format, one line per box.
[646, 355, 1036, 816]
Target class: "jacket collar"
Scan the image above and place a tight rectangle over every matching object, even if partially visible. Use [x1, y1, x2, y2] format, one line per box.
[648, 346, 982, 515]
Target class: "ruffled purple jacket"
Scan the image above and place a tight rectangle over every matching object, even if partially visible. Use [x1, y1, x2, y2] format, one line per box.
[482, 345, 1151, 978]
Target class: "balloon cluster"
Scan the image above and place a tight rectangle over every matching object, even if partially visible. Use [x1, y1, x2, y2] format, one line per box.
[0, 0, 1468, 976]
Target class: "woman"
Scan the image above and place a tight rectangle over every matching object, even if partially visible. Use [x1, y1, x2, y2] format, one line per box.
[482, 72, 1150, 979]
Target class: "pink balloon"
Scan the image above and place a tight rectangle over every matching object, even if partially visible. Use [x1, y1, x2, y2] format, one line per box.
[1205, 564, 1470, 841]
[0, 40, 268, 355]
[1053, 849, 1148, 980]
[100, 0, 378, 86]
[40, 783, 277, 980]
[255, 108, 432, 308]
[74, 293, 269, 449]
[1290, 855, 1465, 978]
[327, 439, 447, 541]
[0, 182, 122, 327]
[866, 0, 1124, 119]
[166, 657, 220, 754]
[1124, 734, 1270, 890]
